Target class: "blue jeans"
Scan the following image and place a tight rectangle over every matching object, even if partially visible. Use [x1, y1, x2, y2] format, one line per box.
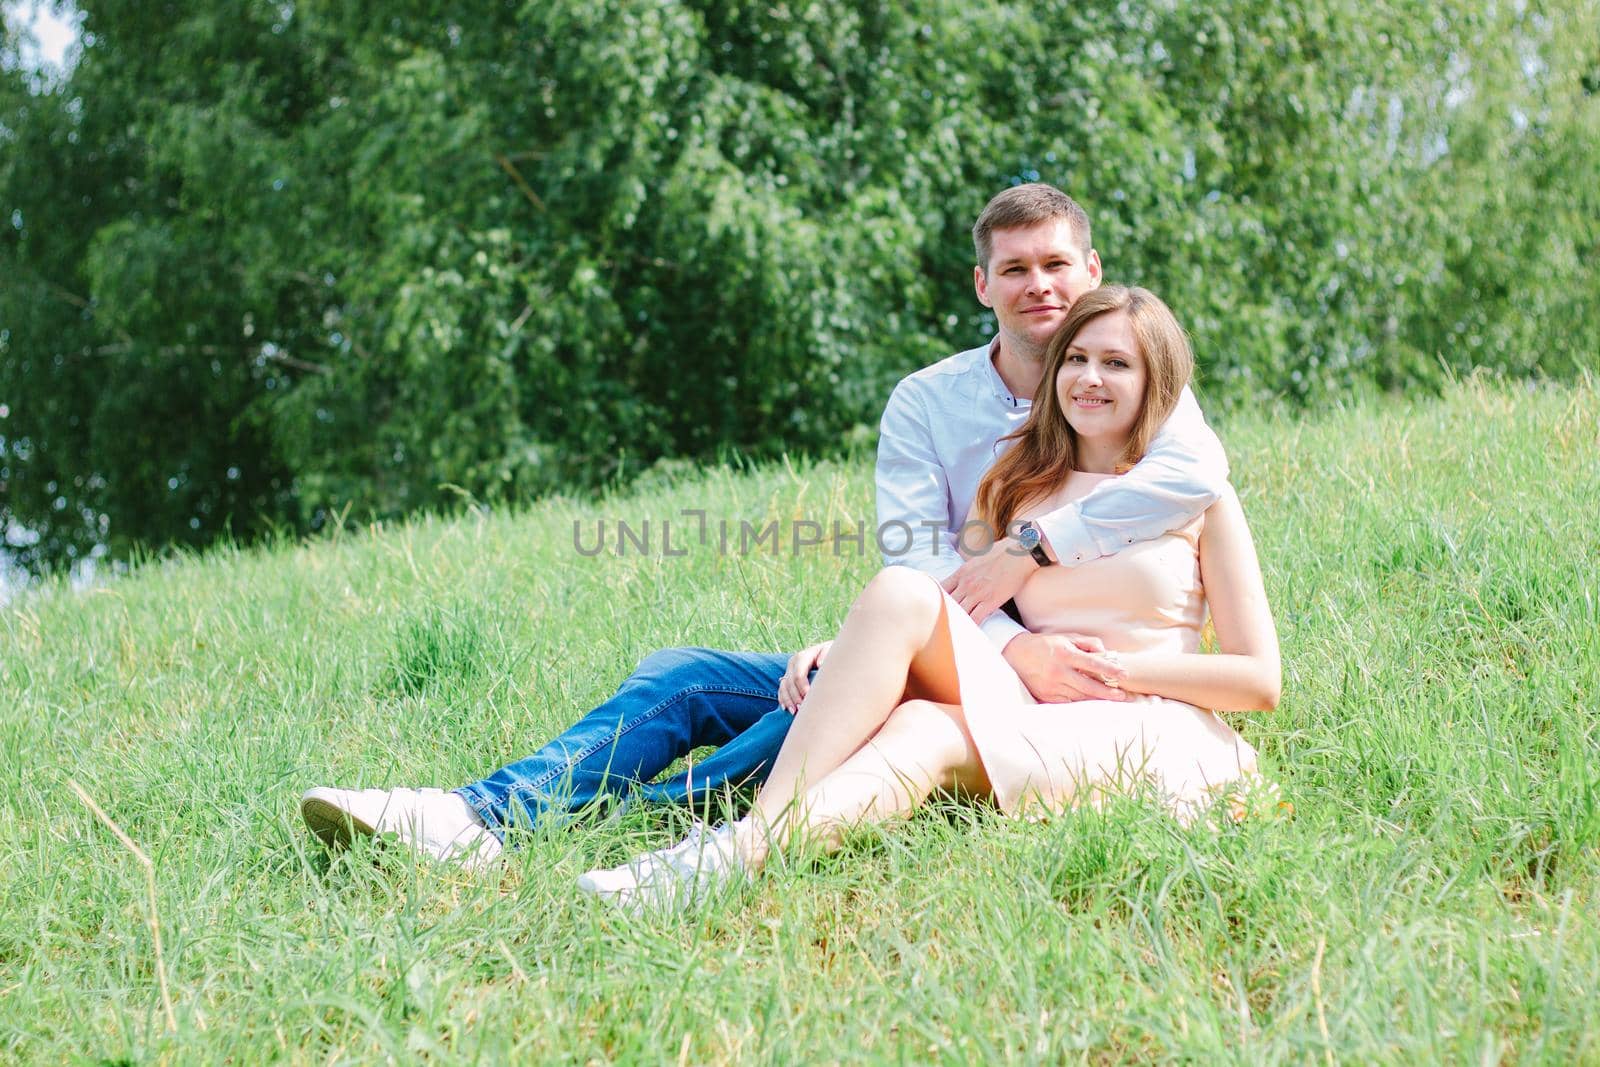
[455, 647, 795, 836]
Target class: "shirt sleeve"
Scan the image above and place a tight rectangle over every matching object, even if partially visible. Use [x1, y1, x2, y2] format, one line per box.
[979, 606, 1028, 647]
[878, 381, 1031, 654]
[1030, 385, 1229, 565]
[875, 379, 963, 583]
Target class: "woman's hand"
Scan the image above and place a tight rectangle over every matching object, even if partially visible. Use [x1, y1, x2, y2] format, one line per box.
[1002, 631, 1129, 702]
[777, 641, 833, 713]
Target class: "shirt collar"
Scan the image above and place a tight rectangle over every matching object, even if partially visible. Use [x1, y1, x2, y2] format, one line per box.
[981, 337, 1029, 408]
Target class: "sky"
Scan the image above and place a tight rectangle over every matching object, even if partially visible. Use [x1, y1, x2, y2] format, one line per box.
[3, 0, 80, 77]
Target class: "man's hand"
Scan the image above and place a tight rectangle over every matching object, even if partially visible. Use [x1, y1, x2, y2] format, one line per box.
[1003, 631, 1129, 702]
[942, 537, 1037, 623]
[777, 641, 832, 713]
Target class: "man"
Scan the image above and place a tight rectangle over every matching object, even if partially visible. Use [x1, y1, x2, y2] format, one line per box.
[299, 184, 1228, 870]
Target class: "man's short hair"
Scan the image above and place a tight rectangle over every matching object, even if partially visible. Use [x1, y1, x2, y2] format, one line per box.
[972, 183, 1092, 271]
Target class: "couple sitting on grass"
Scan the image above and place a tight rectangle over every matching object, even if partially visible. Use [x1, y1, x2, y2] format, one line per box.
[301, 183, 1282, 910]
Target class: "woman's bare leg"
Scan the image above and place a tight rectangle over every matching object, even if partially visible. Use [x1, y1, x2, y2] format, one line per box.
[737, 698, 989, 866]
[575, 597, 980, 906]
[745, 567, 961, 845]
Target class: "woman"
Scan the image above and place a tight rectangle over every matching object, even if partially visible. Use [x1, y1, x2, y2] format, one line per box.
[580, 286, 1280, 909]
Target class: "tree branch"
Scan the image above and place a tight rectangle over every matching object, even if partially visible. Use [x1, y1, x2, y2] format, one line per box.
[45, 282, 92, 309]
[495, 153, 547, 212]
[87, 342, 332, 375]
[264, 350, 333, 376]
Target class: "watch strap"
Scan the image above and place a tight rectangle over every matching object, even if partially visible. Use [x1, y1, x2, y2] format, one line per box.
[1018, 521, 1053, 567]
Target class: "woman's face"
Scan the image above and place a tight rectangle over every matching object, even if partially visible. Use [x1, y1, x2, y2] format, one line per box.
[1054, 309, 1147, 450]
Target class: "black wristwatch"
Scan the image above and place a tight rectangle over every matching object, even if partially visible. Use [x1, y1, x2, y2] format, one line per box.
[1015, 521, 1053, 567]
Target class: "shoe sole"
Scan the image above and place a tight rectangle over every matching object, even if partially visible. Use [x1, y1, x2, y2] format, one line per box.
[301, 793, 379, 849]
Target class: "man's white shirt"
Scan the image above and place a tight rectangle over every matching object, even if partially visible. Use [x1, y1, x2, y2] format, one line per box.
[875, 340, 1231, 649]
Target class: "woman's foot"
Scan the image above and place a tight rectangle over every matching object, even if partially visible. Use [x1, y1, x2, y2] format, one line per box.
[577, 823, 743, 912]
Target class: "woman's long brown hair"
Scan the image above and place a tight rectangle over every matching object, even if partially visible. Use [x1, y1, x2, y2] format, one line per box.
[974, 285, 1195, 536]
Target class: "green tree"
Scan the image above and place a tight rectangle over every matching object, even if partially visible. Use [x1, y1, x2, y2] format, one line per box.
[3, 0, 1596, 572]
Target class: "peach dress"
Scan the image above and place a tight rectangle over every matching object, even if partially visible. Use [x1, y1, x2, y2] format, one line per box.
[942, 472, 1260, 822]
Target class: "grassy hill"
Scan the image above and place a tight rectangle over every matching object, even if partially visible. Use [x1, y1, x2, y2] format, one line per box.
[3, 375, 1598, 1062]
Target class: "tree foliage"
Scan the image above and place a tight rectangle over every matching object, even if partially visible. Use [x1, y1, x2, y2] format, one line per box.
[3, 0, 1597, 570]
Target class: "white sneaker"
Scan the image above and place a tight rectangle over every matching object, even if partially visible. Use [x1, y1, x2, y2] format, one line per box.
[578, 823, 742, 912]
[300, 786, 503, 873]
[576, 824, 708, 900]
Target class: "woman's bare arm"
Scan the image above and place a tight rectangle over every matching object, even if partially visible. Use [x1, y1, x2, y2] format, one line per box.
[1116, 485, 1281, 712]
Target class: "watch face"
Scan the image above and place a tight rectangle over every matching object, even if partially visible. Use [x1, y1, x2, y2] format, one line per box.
[1017, 522, 1040, 550]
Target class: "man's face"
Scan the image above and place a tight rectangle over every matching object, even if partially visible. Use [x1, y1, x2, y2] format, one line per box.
[974, 220, 1103, 361]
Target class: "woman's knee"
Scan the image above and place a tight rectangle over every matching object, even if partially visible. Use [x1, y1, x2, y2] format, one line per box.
[885, 698, 944, 728]
[879, 699, 967, 760]
[858, 701, 975, 797]
[858, 566, 942, 621]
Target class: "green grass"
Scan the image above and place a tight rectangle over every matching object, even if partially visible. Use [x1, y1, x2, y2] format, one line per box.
[3, 375, 1598, 1063]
